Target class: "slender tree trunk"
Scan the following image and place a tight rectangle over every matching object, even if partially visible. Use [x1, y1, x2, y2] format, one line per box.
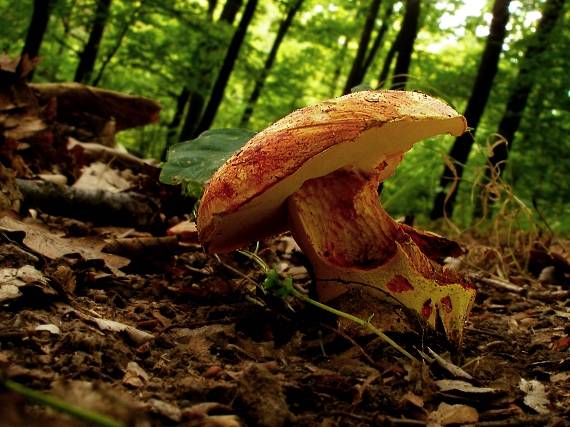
[390, 0, 420, 89]
[240, 0, 304, 127]
[179, 91, 206, 141]
[343, 0, 382, 94]
[377, 33, 399, 87]
[219, 0, 243, 24]
[194, 0, 258, 137]
[74, 0, 112, 84]
[207, 0, 218, 19]
[361, 2, 395, 80]
[162, 87, 191, 159]
[19, 0, 58, 80]
[484, 0, 565, 180]
[431, 0, 511, 219]
[330, 37, 350, 96]
[92, 1, 145, 86]
[177, 0, 243, 142]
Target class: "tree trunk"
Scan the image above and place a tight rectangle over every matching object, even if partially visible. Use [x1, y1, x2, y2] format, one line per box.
[343, 0, 382, 94]
[194, 0, 258, 137]
[431, 0, 511, 219]
[163, 87, 191, 159]
[361, 2, 395, 80]
[390, 0, 420, 90]
[377, 33, 399, 87]
[219, 0, 243, 24]
[240, 0, 304, 127]
[484, 0, 565, 181]
[92, 0, 145, 86]
[176, 0, 243, 143]
[19, 0, 58, 80]
[179, 92, 206, 141]
[74, 0, 112, 84]
[330, 37, 350, 96]
[207, 0, 218, 19]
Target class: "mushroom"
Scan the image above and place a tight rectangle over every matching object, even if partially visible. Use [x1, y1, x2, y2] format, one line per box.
[197, 90, 476, 344]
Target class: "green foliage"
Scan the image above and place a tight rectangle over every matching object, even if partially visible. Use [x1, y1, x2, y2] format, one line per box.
[1, 0, 568, 233]
[159, 128, 255, 197]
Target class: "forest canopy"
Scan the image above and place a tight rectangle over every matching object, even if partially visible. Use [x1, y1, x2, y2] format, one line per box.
[2, 0, 569, 232]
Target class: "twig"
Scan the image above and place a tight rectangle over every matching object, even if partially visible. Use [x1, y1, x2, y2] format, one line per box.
[3, 380, 125, 427]
[471, 275, 524, 293]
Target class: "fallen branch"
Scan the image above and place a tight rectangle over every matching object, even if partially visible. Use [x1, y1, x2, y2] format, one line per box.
[17, 179, 159, 228]
[30, 82, 160, 132]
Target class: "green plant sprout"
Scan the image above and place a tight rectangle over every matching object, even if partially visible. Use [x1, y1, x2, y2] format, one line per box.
[239, 251, 417, 362]
[3, 379, 125, 427]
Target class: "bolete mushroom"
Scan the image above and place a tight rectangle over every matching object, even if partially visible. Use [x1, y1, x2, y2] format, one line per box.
[197, 90, 476, 344]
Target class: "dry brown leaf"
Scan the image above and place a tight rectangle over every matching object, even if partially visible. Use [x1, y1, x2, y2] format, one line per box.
[427, 402, 479, 426]
[519, 378, 550, 414]
[0, 214, 129, 274]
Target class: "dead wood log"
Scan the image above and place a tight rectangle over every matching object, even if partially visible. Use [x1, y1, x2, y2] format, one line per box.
[29, 82, 161, 132]
[16, 178, 159, 228]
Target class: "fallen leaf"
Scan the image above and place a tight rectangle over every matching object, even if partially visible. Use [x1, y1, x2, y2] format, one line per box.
[427, 402, 479, 426]
[35, 324, 61, 335]
[519, 378, 550, 414]
[0, 265, 53, 303]
[122, 361, 150, 388]
[73, 162, 132, 193]
[0, 214, 129, 274]
[167, 220, 198, 243]
[149, 398, 182, 422]
[88, 317, 155, 346]
[435, 379, 501, 396]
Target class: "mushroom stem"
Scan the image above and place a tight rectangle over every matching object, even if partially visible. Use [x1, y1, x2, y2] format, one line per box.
[287, 167, 475, 344]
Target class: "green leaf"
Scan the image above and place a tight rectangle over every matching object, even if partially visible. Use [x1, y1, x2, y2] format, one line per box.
[159, 128, 255, 198]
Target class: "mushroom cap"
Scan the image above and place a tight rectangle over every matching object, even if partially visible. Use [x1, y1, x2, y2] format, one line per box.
[198, 90, 466, 252]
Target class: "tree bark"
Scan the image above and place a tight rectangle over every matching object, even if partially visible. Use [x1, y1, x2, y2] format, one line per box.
[19, 0, 58, 80]
[176, 0, 243, 143]
[179, 91, 206, 141]
[207, 0, 218, 19]
[484, 0, 565, 180]
[343, 0, 382, 94]
[31, 82, 160, 132]
[390, 0, 420, 90]
[74, 0, 112, 84]
[17, 179, 158, 228]
[330, 36, 350, 96]
[194, 0, 258, 137]
[361, 2, 395, 80]
[240, 0, 304, 127]
[219, 0, 243, 24]
[163, 87, 191, 159]
[377, 33, 399, 87]
[92, 0, 145, 86]
[431, 0, 511, 219]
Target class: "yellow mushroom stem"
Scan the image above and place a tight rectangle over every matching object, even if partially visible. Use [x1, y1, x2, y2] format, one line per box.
[287, 167, 476, 344]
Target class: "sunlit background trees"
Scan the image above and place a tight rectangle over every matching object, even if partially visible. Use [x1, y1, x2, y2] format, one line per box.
[2, 0, 568, 231]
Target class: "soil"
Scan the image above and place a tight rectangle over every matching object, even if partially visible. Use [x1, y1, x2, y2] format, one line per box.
[1, 214, 569, 427]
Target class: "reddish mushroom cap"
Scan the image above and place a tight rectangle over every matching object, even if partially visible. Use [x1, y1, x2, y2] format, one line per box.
[198, 90, 466, 252]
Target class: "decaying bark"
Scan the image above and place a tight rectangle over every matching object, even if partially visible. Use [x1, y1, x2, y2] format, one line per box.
[17, 179, 159, 228]
[31, 82, 160, 134]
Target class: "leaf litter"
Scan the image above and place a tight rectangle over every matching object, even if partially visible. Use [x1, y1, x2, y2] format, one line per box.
[1, 72, 569, 426]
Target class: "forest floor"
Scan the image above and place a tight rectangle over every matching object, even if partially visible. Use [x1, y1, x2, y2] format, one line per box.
[1, 74, 569, 426]
[1, 208, 569, 426]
